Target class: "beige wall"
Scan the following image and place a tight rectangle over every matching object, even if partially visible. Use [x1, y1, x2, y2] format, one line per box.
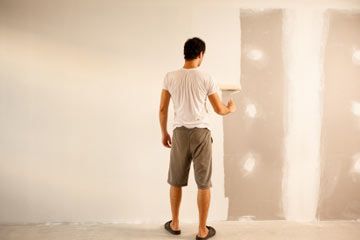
[223, 9, 285, 220]
[317, 10, 360, 220]
[0, 0, 360, 224]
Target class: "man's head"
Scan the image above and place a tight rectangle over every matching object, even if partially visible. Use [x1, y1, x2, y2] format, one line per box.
[183, 37, 206, 66]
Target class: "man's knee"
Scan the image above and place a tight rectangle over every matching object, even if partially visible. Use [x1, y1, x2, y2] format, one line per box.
[197, 184, 211, 190]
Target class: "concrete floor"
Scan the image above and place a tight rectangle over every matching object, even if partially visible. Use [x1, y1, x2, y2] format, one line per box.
[0, 221, 359, 240]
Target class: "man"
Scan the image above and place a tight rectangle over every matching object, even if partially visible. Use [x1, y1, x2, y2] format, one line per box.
[159, 37, 236, 240]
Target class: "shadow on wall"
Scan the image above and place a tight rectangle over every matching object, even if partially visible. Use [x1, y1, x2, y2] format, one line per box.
[223, 9, 285, 221]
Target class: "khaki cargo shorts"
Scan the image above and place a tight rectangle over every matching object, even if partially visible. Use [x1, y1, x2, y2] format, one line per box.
[167, 126, 213, 189]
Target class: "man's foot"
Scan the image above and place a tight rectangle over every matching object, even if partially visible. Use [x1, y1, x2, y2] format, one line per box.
[164, 220, 181, 235]
[197, 227, 209, 238]
[170, 221, 180, 231]
[196, 226, 216, 240]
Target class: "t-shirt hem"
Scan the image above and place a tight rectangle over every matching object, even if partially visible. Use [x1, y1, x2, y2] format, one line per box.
[172, 123, 212, 131]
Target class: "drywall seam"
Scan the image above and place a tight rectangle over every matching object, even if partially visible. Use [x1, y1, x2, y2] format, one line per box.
[282, 8, 328, 221]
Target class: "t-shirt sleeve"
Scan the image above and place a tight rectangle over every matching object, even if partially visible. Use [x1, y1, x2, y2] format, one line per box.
[207, 75, 220, 96]
[162, 73, 169, 91]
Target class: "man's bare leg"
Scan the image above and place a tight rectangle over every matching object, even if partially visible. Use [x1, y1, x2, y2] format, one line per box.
[170, 185, 182, 230]
[197, 187, 210, 237]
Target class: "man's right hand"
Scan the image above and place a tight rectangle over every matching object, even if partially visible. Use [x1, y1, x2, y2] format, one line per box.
[227, 98, 237, 113]
[208, 93, 237, 116]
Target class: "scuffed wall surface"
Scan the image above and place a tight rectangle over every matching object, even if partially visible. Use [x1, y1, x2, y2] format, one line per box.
[317, 10, 360, 220]
[223, 9, 285, 220]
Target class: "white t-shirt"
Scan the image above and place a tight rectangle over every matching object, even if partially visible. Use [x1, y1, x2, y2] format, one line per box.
[162, 67, 220, 131]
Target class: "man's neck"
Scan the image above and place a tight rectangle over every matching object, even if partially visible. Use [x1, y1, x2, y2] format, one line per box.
[183, 60, 199, 69]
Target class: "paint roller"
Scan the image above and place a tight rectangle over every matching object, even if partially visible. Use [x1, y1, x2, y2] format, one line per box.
[218, 83, 242, 105]
[219, 83, 242, 94]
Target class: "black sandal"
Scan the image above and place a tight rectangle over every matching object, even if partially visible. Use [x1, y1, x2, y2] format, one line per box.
[164, 220, 181, 235]
[195, 226, 216, 240]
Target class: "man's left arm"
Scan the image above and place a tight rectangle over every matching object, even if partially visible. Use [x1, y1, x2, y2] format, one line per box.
[159, 89, 172, 148]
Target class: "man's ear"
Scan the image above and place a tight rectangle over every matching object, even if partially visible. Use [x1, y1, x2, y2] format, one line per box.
[199, 51, 204, 58]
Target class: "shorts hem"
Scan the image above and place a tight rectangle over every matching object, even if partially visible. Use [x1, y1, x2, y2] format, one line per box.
[168, 180, 188, 187]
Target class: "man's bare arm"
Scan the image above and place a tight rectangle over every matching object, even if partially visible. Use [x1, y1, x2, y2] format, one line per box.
[159, 89, 172, 148]
[208, 92, 236, 116]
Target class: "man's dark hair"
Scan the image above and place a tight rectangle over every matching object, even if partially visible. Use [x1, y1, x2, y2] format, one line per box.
[183, 37, 206, 60]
